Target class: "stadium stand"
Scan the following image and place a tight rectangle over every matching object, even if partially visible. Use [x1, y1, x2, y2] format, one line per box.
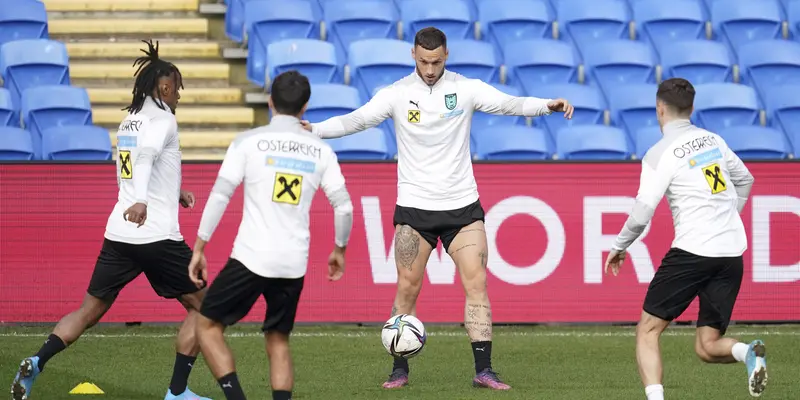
[0, 0, 798, 161]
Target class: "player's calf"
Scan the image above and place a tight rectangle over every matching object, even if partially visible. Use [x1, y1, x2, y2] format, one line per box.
[265, 332, 294, 400]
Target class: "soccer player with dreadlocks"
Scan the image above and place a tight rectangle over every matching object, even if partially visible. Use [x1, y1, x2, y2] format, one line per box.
[10, 40, 212, 400]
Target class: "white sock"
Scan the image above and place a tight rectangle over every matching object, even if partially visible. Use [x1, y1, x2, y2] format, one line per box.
[732, 342, 749, 362]
[645, 384, 664, 400]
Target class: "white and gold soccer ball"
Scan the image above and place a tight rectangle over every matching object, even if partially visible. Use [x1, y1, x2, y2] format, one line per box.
[381, 314, 427, 359]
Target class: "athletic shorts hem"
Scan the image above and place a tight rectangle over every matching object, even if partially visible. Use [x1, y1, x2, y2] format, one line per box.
[392, 200, 485, 251]
[642, 306, 674, 322]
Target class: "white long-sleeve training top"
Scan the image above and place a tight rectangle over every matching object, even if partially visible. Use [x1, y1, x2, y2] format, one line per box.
[613, 119, 755, 258]
[311, 70, 554, 211]
[196, 116, 354, 278]
[105, 97, 184, 244]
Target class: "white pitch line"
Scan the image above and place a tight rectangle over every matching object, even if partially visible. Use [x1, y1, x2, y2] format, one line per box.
[0, 330, 798, 339]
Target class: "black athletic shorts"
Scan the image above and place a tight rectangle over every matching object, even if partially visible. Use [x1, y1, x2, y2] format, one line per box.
[393, 200, 485, 251]
[199, 258, 305, 334]
[643, 247, 744, 335]
[87, 238, 203, 301]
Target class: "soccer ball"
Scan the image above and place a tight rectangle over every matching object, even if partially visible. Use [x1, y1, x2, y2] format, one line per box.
[381, 314, 427, 359]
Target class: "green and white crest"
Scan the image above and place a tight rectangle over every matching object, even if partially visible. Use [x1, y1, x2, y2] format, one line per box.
[444, 93, 457, 110]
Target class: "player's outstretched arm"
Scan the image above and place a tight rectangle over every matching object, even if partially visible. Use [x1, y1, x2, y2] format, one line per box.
[190, 141, 246, 286]
[320, 151, 353, 281]
[606, 152, 671, 275]
[123, 117, 174, 226]
[466, 79, 574, 119]
[722, 141, 755, 213]
[302, 87, 394, 139]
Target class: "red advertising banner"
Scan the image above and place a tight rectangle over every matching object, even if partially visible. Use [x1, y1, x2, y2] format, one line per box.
[1, 163, 799, 324]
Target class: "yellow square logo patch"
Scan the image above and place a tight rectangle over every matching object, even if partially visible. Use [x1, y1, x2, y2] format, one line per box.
[407, 109, 420, 123]
[119, 150, 132, 179]
[272, 172, 303, 205]
[702, 163, 727, 194]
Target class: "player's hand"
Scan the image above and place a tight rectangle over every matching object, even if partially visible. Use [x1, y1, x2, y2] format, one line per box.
[300, 120, 313, 132]
[327, 247, 346, 281]
[179, 190, 195, 209]
[547, 98, 574, 119]
[188, 251, 208, 289]
[604, 249, 626, 277]
[123, 203, 147, 227]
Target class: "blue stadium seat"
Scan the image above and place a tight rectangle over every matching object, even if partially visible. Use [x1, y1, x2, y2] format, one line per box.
[557, 0, 631, 57]
[400, 0, 473, 41]
[0, 39, 70, 109]
[556, 125, 630, 160]
[718, 126, 790, 159]
[633, 0, 706, 58]
[582, 40, 657, 97]
[225, 0, 321, 43]
[478, 0, 553, 52]
[763, 84, 800, 152]
[472, 126, 552, 160]
[348, 39, 414, 101]
[504, 39, 580, 95]
[257, 40, 339, 89]
[323, 0, 398, 62]
[789, 1, 800, 38]
[304, 84, 362, 123]
[0, 126, 34, 160]
[692, 83, 761, 132]
[712, 0, 784, 57]
[445, 40, 500, 82]
[0, 87, 18, 127]
[738, 40, 800, 102]
[21, 85, 92, 159]
[40, 125, 113, 161]
[527, 83, 606, 139]
[0, 0, 48, 47]
[660, 40, 734, 84]
[473, 83, 525, 127]
[325, 127, 392, 160]
[606, 83, 658, 139]
[634, 126, 663, 159]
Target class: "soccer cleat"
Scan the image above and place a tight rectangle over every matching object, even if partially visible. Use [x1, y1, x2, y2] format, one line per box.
[10, 356, 41, 400]
[745, 340, 768, 397]
[381, 369, 409, 389]
[472, 368, 511, 390]
[164, 387, 213, 400]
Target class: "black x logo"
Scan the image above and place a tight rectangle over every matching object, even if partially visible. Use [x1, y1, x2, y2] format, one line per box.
[277, 176, 300, 200]
[704, 165, 726, 192]
[119, 151, 132, 179]
[408, 110, 420, 123]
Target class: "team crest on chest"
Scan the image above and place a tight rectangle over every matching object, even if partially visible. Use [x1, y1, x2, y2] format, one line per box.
[444, 93, 457, 110]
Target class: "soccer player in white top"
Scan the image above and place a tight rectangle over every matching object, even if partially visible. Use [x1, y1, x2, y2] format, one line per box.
[189, 71, 353, 400]
[302, 27, 575, 390]
[604, 78, 767, 400]
[11, 40, 212, 400]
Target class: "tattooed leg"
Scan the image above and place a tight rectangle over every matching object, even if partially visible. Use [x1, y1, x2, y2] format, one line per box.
[385, 224, 433, 385]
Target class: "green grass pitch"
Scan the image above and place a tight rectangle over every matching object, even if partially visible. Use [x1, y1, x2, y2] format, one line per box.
[1, 324, 798, 399]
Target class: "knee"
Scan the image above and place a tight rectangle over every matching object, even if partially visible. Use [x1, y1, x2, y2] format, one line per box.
[79, 297, 111, 327]
[635, 319, 664, 341]
[195, 315, 221, 340]
[396, 276, 422, 300]
[694, 341, 715, 362]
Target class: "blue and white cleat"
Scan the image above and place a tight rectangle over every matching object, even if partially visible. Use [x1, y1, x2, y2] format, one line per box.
[164, 387, 213, 400]
[10, 356, 40, 400]
[745, 340, 768, 397]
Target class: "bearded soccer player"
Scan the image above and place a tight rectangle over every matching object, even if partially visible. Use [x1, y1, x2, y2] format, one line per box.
[10, 40, 211, 400]
[604, 78, 767, 399]
[302, 27, 574, 390]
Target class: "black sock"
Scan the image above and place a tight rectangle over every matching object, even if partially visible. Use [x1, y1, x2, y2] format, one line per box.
[217, 372, 246, 400]
[272, 390, 292, 400]
[168, 353, 196, 395]
[392, 357, 409, 374]
[471, 341, 492, 374]
[35, 334, 67, 371]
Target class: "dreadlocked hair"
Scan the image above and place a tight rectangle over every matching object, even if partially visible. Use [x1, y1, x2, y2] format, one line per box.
[122, 39, 183, 114]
